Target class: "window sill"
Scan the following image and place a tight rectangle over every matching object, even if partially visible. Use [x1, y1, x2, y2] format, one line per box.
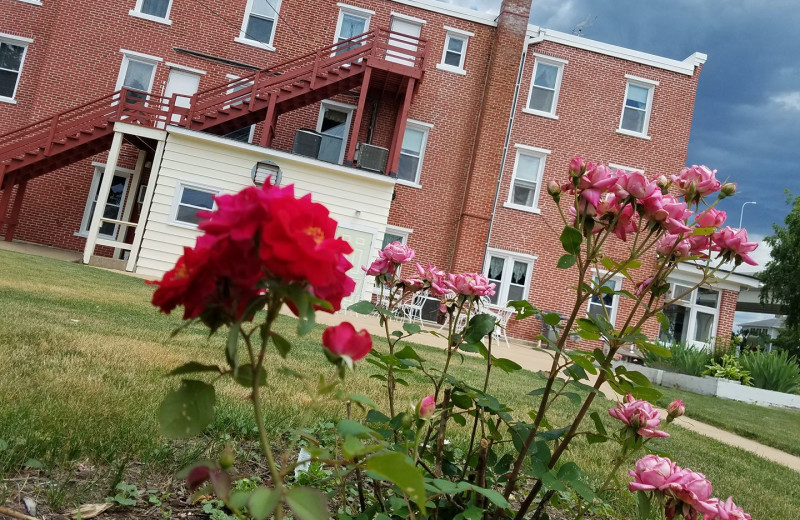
[522, 108, 558, 120]
[0, 96, 18, 105]
[74, 231, 116, 240]
[503, 202, 541, 214]
[396, 179, 422, 189]
[13, 0, 42, 5]
[168, 220, 201, 231]
[128, 10, 173, 25]
[615, 128, 651, 140]
[234, 37, 275, 52]
[435, 63, 466, 76]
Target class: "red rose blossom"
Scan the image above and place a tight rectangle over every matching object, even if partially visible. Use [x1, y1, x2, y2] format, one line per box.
[322, 322, 372, 361]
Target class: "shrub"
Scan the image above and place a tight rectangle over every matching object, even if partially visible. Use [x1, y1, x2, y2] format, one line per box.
[703, 354, 753, 386]
[645, 342, 711, 377]
[740, 350, 800, 394]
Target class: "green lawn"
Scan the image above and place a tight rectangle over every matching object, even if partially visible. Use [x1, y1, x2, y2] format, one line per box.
[656, 384, 800, 456]
[1, 249, 799, 519]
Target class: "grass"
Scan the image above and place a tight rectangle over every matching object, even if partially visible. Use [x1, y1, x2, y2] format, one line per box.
[655, 384, 800, 456]
[1, 249, 799, 519]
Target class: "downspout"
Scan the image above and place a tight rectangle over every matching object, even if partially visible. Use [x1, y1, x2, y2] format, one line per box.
[481, 32, 543, 271]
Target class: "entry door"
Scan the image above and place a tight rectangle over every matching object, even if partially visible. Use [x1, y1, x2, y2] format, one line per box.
[336, 227, 374, 308]
[317, 103, 353, 164]
[163, 69, 201, 125]
[387, 17, 422, 66]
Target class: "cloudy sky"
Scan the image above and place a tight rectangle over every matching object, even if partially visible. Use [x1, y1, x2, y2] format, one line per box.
[442, 0, 799, 324]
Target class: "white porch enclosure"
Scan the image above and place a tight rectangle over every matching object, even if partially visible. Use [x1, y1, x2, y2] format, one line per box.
[84, 126, 396, 304]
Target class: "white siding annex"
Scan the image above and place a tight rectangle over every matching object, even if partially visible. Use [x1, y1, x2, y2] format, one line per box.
[134, 127, 396, 305]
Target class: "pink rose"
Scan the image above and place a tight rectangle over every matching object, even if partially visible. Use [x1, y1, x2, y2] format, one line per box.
[569, 155, 586, 177]
[654, 195, 692, 234]
[628, 455, 678, 492]
[708, 497, 752, 520]
[609, 394, 669, 438]
[444, 273, 496, 297]
[382, 241, 415, 263]
[363, 256, 395, 277]
[322, 322, 372, 362]
[667, 400, 685, 419]
[695, 208, 726, 229]
[419, 395, 435, 419]
[665, 468, 716, 517]
[656, 234, 691, 259]
[687, 235, 711, 257]
[672, 165, 721, 202]
[577, 162, 618, 208]
[711, 227, 758, 266]
[635, 277, 654, 297]
[616, 170, 649, 200]
[416, 263, 448, 296]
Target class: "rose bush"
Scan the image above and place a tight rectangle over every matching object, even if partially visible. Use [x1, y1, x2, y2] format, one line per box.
[149, 156, 755, 520]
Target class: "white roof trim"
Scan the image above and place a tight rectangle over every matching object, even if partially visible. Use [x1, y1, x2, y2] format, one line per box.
[391, 11, 427, 24]
[527, 26, 706, 76]
[670, 263, 761, 292]
[443, 25, 475, 37]
[337, 3, 376, 16]
[388, 0, 497, 26]
[165, 126, 397, 187]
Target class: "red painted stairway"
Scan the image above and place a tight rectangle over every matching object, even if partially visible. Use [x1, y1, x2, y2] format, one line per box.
[0, 28, 427, 193]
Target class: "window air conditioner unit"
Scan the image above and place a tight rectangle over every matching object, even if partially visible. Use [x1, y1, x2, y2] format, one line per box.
[356, 143, 389, 173]
[292, 129, 322, 159]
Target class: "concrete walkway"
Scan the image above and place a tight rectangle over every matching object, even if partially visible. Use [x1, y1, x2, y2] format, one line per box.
[317, 310, 800, 473]
[2, 241, 798, 473]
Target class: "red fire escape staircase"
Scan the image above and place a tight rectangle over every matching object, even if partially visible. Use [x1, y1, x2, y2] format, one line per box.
[0, 28, 427, 241]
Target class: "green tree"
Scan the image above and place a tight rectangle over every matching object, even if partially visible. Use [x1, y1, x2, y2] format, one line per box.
[761, 193, 800, 356]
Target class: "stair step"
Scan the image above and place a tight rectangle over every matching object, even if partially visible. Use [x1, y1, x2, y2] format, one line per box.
[204, 113, 218, 119]
[280, 85, 294, 92]
[93, 123, 108, 130]
[24, 150, 40, 157]
[80, 129, 94, 135]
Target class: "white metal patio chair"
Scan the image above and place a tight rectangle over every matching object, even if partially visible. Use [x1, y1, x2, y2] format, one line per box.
[399, 290, 428, 325]
[492, 307, 513, 348]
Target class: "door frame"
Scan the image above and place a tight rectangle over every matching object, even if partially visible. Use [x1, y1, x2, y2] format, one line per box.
[316, 100, 356, 165]
[336, 222, 378, 305]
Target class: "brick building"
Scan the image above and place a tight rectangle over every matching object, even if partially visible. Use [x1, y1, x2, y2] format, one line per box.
[0, 0, 756, 345]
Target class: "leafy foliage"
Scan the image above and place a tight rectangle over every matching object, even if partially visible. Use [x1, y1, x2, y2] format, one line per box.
[739, 350, 800, 394]
[761, 193, 800, 328]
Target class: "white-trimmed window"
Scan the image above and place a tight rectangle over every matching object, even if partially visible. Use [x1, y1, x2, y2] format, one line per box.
[333, 5, 372, 55]
[237, 0, 282, 49]
[525, 55, 566, 118]
[485, 250, 535, 307]
[609, 163, 644, 175]
[79, 165, 133, 238]
[381, 225, 411, 249]
[505, 145, 549, 213]
[171, 184, 218, 227]
[587, 275, 621, 327]
[659, 283, 720, 348]
[116, 51, 160, 99]
[618, 75, 657, 138]
[0, 34, 31, 102]
[130, 0, 173, 24]
[437, 27, 472, 75]
[397, 120, 431, 186]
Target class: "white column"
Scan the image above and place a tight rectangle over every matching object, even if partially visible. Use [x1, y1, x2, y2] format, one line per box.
[126, 138, 166, 272]
[114, 149, 147, 259]
[83, 131, 124, 264]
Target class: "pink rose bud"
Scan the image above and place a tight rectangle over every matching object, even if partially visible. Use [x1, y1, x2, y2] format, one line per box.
[547, 180, 561, 198]
[569, 155, 586, 177]
[419, 395, 436, 419]
[382, 241, 415, 263]
[322, 322, 373, 362]
[667, 400, 685, 420]
[720, 182, 737, 198]
[656, 174, 669, 189]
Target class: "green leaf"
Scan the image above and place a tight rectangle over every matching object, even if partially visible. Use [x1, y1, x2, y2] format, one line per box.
[451, 413, 467, 426]
[586, 433, 608, 444]
[167, 362, 222, 377]
[625, 370, 652, 387]
[271, 333, 292, 358]
[226, 322, 240, 371]
[342, 436, 383, 459]
[557, 254, 577, 269]
[467, 485, 509, 509]
[638, 341, 671, 358]
[229, 491, 251, 510]
[543, 312, 561, 326]
[348, 393, 378, 409]
[568, 352, 598, 375]
[366, 453, 427, 513]
[538, 426, 570, 441]
[234, 364, 267, 387]
[655, 311, 671, 330]
[631, 386, 662, 403]
[348, 301, 376, 315]
[507, 300, 539, 319]
[395, 345, 424, 362]
[492, 357, 522, 373]
[560, 226, 583, 255]
[691, 226, 715, 236]
[336, 419, 377, 439]
[286, 486, 328, 520]
[450, 392, 473, 409]
[24, 458, 43, 469]
[158, 380, 216, 439]
[590, 411, 607, 436]
[460, 506, 485, 520]
[571, 479, 597, 502]
[0, 439, 7, 451]
[540, 469, 566, 492]
[464, 313, 497, 343]
[600, 257, 618, 271]
[561, 392, 582, 406]
[575, 318, 602, 340]
[636, 490, 651, 520]
[557, 462, 580, 482]
[403, 323, 422, 335]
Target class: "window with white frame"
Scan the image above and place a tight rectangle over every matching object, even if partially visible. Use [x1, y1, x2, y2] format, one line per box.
[397, 120, 431, 185]
[0, 35, 30, 101]
[80, 166, 131, 238]
[437, 27, 471, 74]
[608, 163, 644, 175]
[659, 283, 720, 347]
[172, 184, 217, 227]
[130, 0, 173, 22]
[116, 52, 159, 102]
[381, 226, 410, 249]
[485, 250, 534, 307]
[334, 5, 372, 55]
[506, 145, 548, 211]
[587, 275, 621, 327]
[619, 76, 657, 137]
[239, 0, 282, 48]
[526, 55, 565, 117]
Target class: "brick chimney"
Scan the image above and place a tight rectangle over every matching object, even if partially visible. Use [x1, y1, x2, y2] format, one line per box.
[450, 0, 533, 272]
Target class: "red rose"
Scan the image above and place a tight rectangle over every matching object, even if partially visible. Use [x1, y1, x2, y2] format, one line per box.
[322, 322, 372, 361]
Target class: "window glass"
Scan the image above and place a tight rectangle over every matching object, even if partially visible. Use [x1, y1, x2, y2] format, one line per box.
[443, 36, 465, 67]
[621, 83, 651, 133]
[487, 256, 505, 305]
[694, 311, 715, 342]
[528, 62, 559, 113]
[317, 107, 350, 164]
[140, 0, 170, 18]
[588, 277, 617, 323]
[534, 62, 558, 89]
[176, 186, 215, 226]
[696, 288, 719, 308]
[660, 304, 690, 344]
[507, 261, 528, 301]
[397, 126, 427, 183]
[122, 59, 155, 92]
[486, 254, 531, 306]
[245, 0, 278, 44]
[85, 174, 127, 237]
[511, 153, 541, 208]
[0, 42, 26, 98]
